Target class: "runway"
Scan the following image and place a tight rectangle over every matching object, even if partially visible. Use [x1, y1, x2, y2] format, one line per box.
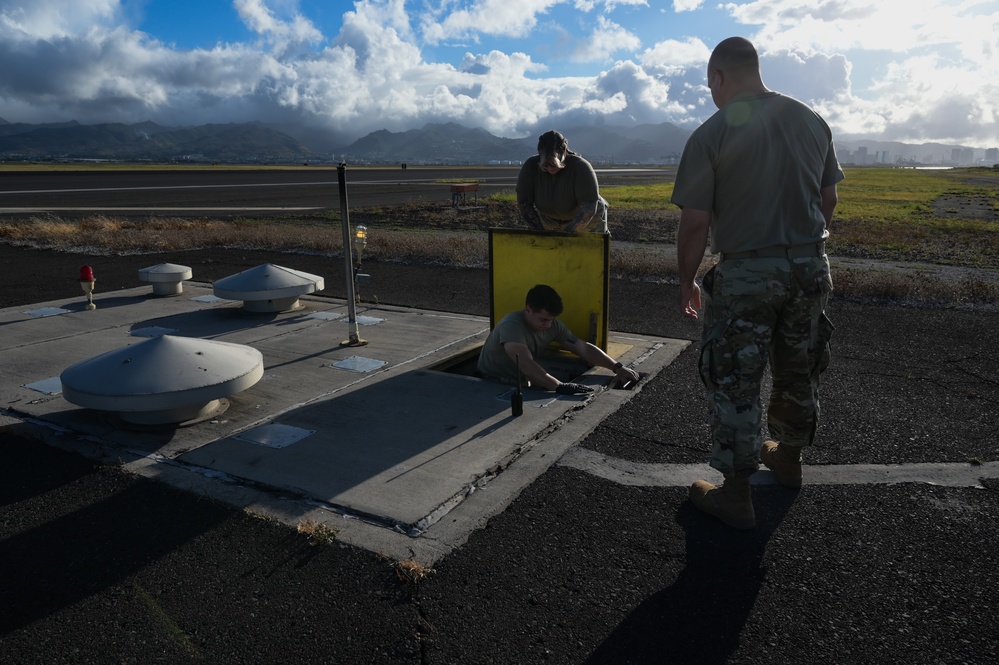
[0, 165, 672, 217]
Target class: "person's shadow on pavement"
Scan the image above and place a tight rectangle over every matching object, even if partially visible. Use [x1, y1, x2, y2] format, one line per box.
[583, 486, 797, 665]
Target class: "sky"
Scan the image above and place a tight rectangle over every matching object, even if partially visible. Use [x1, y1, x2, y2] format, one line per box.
[0, 0, 997, 148]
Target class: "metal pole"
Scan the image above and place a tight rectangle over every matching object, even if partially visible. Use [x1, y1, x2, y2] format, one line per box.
[337, 163, 366, 346]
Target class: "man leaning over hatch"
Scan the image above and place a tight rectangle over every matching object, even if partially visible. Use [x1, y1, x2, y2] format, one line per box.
[516, 130, 610, 234]
[670, 36, 844, 530]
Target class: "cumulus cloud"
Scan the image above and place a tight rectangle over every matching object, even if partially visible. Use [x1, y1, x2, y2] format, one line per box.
[0, 0, 119, 40]
[761, 49, 851, 105]
[234, 0, 323, 52]
[421, 0, 561, 43]
[574, 0, 649, 10]
[829, 53, 999, 145]
[640, 36, 711, 72]
[723, 0, 999, 145]
[569, 16, 642, 62]
[672, 0, 705, 11]
[0, 0, 995, 148]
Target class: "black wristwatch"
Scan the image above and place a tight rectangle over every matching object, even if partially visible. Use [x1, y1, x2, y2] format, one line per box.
[613, 361, 623, 369]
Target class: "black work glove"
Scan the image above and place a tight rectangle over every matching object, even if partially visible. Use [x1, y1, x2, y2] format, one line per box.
[555, 382, 594, 395]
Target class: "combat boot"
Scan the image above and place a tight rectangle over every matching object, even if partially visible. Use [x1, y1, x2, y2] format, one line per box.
[689, 475, 755, 530]
[761, 440, 802, 488]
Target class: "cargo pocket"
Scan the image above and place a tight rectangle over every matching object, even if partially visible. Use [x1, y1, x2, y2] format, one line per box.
[819, 270, 833, 295]
[699, 319, 765, 391]
[812, 313, 834, 376]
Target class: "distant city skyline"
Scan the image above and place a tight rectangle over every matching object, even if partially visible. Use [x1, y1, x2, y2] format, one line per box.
[839, 144, 999, 167]
[1, 1, 997, 148]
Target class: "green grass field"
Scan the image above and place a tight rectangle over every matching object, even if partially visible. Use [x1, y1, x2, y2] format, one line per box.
[1, 165, 997, 307]
[488, 167, 999, 269]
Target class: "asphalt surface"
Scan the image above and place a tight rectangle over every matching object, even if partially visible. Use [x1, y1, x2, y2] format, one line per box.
[0, 166, 670, 216]
[1, 243, 997, 664]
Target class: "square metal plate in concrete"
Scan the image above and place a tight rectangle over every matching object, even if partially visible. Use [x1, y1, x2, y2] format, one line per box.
[130, 326, 177, 337]
[234, 423, 315, 449]
[25, 307, 71, 317]
[24, 377, 62, 395]
[306, 311, 343, 321]
[346, 315, 383, 326]
[331, 356, 388, 373]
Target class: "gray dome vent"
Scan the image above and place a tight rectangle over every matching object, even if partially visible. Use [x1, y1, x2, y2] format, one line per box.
[60, 335, 264, 425]
[212, 263, 325, 312]
[138, 263, 193, 296]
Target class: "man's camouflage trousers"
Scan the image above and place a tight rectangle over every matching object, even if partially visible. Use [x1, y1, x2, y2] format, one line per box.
[699, 256, 834, 476]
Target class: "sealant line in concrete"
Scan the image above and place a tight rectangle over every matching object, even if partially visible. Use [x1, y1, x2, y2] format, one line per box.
[559, 446, 998, 489]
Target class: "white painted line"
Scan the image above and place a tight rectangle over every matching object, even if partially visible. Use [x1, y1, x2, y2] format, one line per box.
[0, 176, 518, 198]
[0, 207, 324, 213]
[559, 446, 999, 489]
[0, 182, 337, 195]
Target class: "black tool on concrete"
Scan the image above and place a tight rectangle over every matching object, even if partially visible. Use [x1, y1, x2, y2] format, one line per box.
[512, 354, 524, 417]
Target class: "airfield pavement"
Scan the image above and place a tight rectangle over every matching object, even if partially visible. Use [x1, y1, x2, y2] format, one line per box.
[1, 240, 998, 664]
[1, 167, 998, 663]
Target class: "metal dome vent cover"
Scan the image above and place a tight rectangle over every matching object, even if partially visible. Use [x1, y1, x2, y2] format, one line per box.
[61, 335, 264, 426]
[213, 263, 325, 312]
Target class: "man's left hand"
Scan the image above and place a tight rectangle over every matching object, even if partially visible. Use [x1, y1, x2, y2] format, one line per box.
[615, 364, 640, 384]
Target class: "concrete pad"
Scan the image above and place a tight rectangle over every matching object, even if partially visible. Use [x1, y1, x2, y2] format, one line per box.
[1, 282, 688, 561]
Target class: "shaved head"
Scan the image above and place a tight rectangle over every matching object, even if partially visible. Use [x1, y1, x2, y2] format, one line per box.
[709, 37, 760, 76]
[706, 36, 767, 107]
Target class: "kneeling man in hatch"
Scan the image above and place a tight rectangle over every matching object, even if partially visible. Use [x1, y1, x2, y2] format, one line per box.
[477, 284, 639, 394]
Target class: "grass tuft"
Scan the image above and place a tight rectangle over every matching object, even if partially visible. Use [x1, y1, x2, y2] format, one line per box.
[296, 519, 339, 546]
[394, 559, 434, 592]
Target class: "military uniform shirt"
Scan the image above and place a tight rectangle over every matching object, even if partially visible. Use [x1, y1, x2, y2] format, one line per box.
[517, 153, 601, 222]
[670, 91, 845, 254]
[477, 311, 573, 383]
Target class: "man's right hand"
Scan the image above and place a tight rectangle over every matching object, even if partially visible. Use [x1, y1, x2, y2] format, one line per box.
[556, 382, 594, 395]
[680, 281, 702, 320]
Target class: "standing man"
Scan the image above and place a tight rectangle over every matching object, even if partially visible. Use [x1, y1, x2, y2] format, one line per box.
[671, 37, 843, 529]
[517, 130, 609, 233]
[477, 284, 639, 393]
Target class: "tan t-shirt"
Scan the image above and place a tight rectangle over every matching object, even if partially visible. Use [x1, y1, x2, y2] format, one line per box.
[477, 311, 573, 383]
[517, 153, 601, 222]
[670, 91, 844, 254]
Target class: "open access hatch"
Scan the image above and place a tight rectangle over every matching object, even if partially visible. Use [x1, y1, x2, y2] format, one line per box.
[430, 228, 629, 386]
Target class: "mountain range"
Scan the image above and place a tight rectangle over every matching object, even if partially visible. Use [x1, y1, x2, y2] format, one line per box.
[0, 119, 313, 162]
[333, 121, 694, 165]
[0, 118, 691, 165]
[0, 117, 989, 166]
